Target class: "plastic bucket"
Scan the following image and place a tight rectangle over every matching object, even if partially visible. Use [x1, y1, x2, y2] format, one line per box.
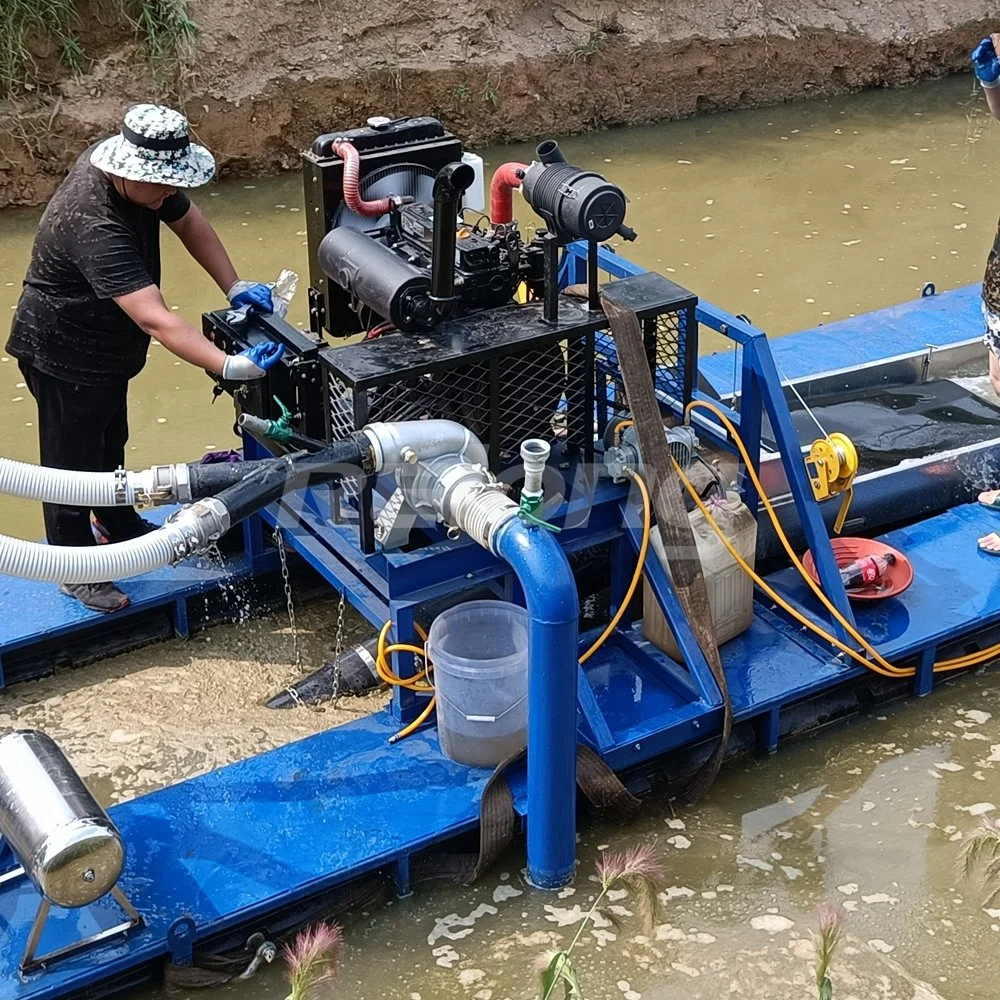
[427, 600, 529, 768]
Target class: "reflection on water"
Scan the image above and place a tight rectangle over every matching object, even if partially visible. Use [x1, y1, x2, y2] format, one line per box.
[88, 671, 995, 1000]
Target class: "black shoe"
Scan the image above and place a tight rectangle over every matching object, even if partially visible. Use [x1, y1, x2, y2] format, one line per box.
[59, 582, 130, 614]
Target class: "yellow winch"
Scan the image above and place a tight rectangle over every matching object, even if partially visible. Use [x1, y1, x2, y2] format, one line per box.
[805, 432, 858, 534]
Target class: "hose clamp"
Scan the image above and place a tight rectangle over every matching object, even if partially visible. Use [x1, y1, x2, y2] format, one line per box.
[113, 468, 129, 506]
[164, 499, 231, 561]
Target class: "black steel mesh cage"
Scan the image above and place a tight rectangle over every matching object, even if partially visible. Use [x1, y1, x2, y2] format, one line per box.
[326, 333, 596, 478]
[595, 301, 697, 435]
[319, 271, 696, 551]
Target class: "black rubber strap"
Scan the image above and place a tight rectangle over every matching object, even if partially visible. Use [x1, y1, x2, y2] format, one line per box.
[601, 292, 732, 806]
[412, 744, 641, 888]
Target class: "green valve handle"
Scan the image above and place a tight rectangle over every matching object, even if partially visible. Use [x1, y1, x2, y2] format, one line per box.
[263, 396, 294, 444]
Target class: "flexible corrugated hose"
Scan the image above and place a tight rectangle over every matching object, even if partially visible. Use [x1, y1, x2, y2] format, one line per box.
[0, 457, 143, 507]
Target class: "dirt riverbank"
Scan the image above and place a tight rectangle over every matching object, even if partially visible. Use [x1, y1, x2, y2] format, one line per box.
[1, 0, 998, 209]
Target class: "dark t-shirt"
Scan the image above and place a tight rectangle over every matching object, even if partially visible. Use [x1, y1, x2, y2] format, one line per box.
[6, 143, 191, 386]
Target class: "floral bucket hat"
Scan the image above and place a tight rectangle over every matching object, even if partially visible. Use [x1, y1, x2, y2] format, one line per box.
[90, 104, 215, 188]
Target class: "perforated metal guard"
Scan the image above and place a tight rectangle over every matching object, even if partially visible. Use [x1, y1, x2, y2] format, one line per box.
[327, 335, 593, 474]
[319, 272, 697, 551]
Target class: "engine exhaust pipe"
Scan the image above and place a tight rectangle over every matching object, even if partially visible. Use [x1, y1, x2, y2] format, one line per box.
[430, 161, 476, 312]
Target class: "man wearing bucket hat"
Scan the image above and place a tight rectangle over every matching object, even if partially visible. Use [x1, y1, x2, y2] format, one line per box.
[7, 103, 285, 613]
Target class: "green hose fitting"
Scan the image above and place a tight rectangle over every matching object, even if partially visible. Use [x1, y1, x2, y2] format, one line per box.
[262, 396, 294, 444]
[518, 492, 561, 532]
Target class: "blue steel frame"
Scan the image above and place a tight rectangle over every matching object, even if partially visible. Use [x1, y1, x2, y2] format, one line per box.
[238, 239, 864, 735]
[7, 248, 1000, 1000]
[559, 242, 859, 644]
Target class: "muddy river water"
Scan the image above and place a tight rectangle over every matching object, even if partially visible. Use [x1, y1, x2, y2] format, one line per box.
[2, 75, 1000, 999]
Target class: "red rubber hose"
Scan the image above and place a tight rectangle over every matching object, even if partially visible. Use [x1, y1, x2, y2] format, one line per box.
[489, 162, 527, 224]
[333, 140, 395, 217]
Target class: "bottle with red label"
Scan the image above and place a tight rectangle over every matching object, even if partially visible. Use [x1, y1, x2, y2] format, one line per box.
[839, 553, 896, 591]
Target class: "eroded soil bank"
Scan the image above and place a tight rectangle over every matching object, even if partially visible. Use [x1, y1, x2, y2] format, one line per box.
[2, 0, 999, 208]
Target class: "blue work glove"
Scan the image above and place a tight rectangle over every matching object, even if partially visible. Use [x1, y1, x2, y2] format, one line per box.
[221, 341, 285, 380]
[972, 36, 1000, 87]
[227, 280, 275, 314]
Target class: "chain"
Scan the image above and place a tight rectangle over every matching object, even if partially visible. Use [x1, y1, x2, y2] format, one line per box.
[273, 525, 317, 712]
[274, 526, 301, 672]
[328, 589, 346, 706]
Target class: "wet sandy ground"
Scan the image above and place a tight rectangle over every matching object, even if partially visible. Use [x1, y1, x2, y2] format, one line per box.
[0, 592, 383, 805]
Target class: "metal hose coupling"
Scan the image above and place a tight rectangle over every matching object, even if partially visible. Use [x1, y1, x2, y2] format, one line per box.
[132, 464, 193, 505]
[160, 498, 231, 562]
[442, 469, 519, 553]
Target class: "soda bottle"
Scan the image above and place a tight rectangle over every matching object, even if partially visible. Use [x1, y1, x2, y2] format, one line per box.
[839, 553, 896, 590]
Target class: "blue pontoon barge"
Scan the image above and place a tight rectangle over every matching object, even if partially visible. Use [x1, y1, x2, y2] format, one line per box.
[1, 117, 999, 999]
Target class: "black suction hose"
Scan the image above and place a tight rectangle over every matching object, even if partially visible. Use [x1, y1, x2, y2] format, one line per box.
[213, 434, 372, 526]
[187, 459, 283, 499]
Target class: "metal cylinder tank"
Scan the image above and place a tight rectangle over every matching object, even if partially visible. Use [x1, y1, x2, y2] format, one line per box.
[0, 730, 124, 908]
[318, 226, 432, 331]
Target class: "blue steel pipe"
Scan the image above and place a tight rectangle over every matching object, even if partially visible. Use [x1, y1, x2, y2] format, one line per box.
[493, 517, 579, 889]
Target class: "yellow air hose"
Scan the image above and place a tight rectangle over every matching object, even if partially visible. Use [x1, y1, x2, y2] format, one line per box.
[379, 398, 997, 745]
[684, 399, 1000, 675]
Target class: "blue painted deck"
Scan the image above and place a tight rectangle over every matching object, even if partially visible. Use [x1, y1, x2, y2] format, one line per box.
[0, 606, 851, 1000]
[699, 282, 983, 392]
[767, 501, 1000, 661]
[0, 712, 490, 1000]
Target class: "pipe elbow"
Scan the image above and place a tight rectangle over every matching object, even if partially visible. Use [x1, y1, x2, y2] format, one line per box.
[489, 162, 527, 225]
[363, 420, 488, 475]
[494, 518, 578, 624]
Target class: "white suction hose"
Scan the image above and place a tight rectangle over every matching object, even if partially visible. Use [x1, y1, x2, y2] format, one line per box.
[0, 500, 230, 584]
[0, 458, 190, 507]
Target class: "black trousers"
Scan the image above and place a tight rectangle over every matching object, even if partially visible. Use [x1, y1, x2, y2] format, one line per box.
[20, 362, 146, 548]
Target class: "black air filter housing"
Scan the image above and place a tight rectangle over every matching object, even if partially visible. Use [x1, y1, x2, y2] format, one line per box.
[521, 162, 627, 243]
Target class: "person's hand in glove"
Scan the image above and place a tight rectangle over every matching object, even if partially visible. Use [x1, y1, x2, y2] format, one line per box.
[227, 280, 275, 314]
[221, 342, 285, 380]
[972, 35, 1000, 88]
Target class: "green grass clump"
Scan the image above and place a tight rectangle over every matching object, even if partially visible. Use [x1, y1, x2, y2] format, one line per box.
[0, 0, 198, 99]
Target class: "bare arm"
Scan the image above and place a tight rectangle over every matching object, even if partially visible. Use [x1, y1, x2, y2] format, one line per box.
[167, 203, 239, 294]
[987, 86, 1000, 121]
[115, 284, 228, 374]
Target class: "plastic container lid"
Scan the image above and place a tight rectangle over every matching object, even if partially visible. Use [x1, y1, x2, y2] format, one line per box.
[802, 537, 913, 601]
